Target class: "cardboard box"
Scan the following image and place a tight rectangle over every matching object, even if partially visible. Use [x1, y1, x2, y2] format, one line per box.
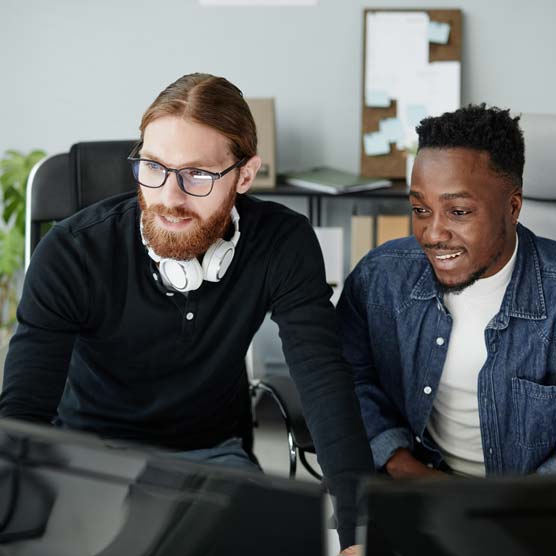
[246, 98, 276, 189]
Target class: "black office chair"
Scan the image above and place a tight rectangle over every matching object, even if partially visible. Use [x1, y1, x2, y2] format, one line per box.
[25, 140, 319, 480]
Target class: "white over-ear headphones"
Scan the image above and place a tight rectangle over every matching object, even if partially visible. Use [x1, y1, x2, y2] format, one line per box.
[140, 207, 240, 293]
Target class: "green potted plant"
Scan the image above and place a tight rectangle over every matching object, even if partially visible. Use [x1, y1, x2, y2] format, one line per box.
[0, 149, 46, 370]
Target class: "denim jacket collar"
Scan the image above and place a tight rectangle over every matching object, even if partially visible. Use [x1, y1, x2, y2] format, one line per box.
[410, 224, 547, 328]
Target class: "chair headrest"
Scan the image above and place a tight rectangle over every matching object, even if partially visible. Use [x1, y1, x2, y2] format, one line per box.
[521, 113, 556, 200]
[70, 140, 137, 209]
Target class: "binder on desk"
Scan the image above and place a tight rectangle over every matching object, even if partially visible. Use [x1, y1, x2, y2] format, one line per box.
[377, 215, 411, 246]
[351, 215, 374, 269]
[285, 167, 391, 195]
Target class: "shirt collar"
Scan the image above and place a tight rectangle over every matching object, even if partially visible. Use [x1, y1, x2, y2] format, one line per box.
[410, 224, 546, 323]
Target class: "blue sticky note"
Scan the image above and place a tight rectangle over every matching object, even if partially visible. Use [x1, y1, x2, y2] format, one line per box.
[366, 89, 391, 108]
[379, 117, 404, 143]
[428, 21, 451, 44]
[364, 132, 391, 156]
[406, 104, 428, 128]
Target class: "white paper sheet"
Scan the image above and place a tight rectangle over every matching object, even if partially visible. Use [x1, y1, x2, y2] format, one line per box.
[396, 61, 461, 149]
[313, 227, 344, 305]
[365, 11, 429, 106]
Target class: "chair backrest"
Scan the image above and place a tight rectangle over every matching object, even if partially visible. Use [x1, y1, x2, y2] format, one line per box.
[25, 140, 137, 269]
[519, 113, 556, 240]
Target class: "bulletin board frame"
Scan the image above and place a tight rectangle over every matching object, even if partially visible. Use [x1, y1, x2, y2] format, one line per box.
[360, 8, 462, 178]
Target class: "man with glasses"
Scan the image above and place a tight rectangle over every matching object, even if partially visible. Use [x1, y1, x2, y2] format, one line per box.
[0, 73, 372, 553]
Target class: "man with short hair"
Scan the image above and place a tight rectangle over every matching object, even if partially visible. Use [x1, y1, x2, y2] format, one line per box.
[338, 104, 556, 479]
[0, 73, 373, 551]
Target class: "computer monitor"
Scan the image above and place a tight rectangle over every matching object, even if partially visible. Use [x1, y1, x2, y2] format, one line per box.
[358, 475, 556, 556]
[0, 418, 325, 556]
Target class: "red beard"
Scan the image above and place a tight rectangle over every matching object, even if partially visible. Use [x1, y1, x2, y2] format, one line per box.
[138, 186, 236, 260]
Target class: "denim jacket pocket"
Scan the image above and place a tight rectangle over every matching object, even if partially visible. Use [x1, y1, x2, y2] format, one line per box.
[512, 377, 556, 449]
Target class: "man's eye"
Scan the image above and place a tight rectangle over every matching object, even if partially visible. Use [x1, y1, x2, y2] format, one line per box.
[188, 170, 212, 180]
[452, 209, 470, 216]
[412, 207, 428, 215]
[145, 161, 162, 171]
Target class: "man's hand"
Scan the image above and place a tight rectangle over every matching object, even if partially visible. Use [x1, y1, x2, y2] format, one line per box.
[339, 544, 362, 555]
[385, 448, 448, 479]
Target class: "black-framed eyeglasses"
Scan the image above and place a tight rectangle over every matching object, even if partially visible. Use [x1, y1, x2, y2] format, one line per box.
[127, 143, 246, 197]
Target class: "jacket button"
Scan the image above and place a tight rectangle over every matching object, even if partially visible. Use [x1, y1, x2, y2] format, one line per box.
[436, 337, 445, 346]
[424, 386, 432, 395]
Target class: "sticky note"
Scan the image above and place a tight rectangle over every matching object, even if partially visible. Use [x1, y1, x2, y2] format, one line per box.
[365, 90, 391, 108]
[406, 104, 428, 128]
[379, 117, 404, 143]
[364, 132, 391, 156]
[428, 21, 451, 44]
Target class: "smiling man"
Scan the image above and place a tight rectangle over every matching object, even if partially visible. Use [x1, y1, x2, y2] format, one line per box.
[338, 104, 556, 478]
[0, 73, 372, 551]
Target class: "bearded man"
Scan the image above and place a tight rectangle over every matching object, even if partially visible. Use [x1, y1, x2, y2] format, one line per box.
[0, 73, 373, 552]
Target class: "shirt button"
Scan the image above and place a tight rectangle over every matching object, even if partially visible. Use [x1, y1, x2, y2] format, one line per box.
[435, 337, 445, 346]
[415, 436, 422, 444]
[424, 386, 432, 395]
[186, 312, 194, 321]
[489, 448, 494, 455]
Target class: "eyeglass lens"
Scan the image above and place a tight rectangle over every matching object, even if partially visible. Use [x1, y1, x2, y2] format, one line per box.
[134, 160, 214, 196]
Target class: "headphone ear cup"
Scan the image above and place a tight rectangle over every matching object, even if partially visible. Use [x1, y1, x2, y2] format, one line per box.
[202, 239, 235, 282]
[159, 259, 204, 292]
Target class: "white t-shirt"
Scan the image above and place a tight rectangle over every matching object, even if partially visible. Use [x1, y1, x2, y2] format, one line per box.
[427, 238, 518, 477]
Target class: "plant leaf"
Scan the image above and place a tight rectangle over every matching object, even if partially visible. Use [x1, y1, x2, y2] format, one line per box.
[0, 227, 24, 277]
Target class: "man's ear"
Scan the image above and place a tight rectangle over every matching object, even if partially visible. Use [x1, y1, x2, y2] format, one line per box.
[236, 155, 262, 194]
[510, 189, 523, 226]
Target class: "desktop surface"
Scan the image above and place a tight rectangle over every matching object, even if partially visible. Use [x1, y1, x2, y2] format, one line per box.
[0, 418, 325, 556]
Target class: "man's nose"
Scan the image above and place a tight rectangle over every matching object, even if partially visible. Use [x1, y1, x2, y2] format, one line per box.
[423, 213, 452, 245]
[161, 170, 187, 206]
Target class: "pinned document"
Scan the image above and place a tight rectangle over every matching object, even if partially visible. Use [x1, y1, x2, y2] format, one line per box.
[428, 21, 451, 44]
[379, 117, 404, 144]
[364, 132, 390, 156]
[366, 90, 391, 108]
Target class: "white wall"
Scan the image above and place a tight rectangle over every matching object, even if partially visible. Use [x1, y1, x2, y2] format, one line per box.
[2, 0, 556, 171]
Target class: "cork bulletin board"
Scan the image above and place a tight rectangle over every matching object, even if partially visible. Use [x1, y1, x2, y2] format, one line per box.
[361, 9, 462, 178]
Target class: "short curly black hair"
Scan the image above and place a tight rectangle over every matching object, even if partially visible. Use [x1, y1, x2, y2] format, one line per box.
[416, 103, 524, 188]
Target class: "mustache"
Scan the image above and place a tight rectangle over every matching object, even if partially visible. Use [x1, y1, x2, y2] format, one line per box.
[146, 204, 200, 220]
[422, 243, 465, 251]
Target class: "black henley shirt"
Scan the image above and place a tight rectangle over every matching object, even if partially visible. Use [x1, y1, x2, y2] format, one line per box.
[0, 191, 373, 548]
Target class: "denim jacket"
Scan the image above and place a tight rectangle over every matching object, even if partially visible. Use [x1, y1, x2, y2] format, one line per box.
[337, 224, 556, 475]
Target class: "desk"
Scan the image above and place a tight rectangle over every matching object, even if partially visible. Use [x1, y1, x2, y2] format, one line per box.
[251, 179, 409, 227]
